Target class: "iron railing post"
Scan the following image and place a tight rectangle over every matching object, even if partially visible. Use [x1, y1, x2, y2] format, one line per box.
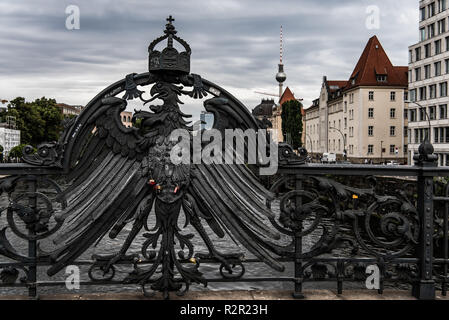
[27, 176, 37, 299]
[292, 174, 305, 299]
[413, 139, 437, 300]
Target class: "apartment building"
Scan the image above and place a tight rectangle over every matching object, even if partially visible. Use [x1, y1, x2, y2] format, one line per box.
[408, 0, 449, 166]
[305, 36, 408, 164]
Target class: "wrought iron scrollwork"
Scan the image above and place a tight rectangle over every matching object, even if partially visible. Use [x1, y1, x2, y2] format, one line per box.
[0, 15, 446, 301]
[0, 176, 66, 261]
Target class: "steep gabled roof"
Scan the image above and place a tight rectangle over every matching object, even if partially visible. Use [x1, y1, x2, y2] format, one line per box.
[279, 87, 296, 105]
[278, 87, 305, 115]
[345, 36, 407, 90]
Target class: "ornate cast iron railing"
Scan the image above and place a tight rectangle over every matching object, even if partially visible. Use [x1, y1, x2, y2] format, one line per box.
[0, 17, 448, 300]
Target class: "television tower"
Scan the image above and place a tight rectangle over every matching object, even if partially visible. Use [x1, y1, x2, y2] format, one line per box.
[276, 26, 287, 99]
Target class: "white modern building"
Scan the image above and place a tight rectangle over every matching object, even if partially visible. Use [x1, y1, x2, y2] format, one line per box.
[408, 0, 449, 165]
[0, 126, 21, 155]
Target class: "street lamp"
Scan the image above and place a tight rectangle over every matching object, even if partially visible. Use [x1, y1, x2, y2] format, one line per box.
[299, 131, 314, 161]
[329, 126, 347, 161]
[380, 140, 383, 163]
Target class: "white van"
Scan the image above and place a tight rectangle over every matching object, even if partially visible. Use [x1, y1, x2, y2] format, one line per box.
[322, 153, 337, 164]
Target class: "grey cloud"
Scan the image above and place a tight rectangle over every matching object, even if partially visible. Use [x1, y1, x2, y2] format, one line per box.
[0, 0, 417, 120]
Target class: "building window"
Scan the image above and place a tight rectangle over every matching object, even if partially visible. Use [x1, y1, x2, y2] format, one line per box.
[368, 126, 374, 136]
[410, 89, 417, 102]
[441, 82, 448, 97]
[377, 75, 387, 82]
[430, 2, 436, 16]
[439, 0, 447, 12]
[368, 91, 374, 101]
[368, 145, 374, 154]
[349, 93, 354, 104]
[425, 43, 431, 58]
[415, 67, 421, 81]
[390, 108, 396, 118]
[436, 39, 442, 54]
[416, 47, 422, 61]
[420, 87, 427, 100]
[430, 84, 437, 99]
[420, 108, 426, 121]
[390, 126, 396, 136]
[390, 145, 396, 155]
[420, 28, 426, 42]
[390, 92, 396, 101]
[435, 61, 442, 76]
[425, 64, 431, 79]
[429, 107, 436, 122]
[428, 23, 436, 38]
[368, 108, 374, 118]
[421, 7, 427, 21]
[439, 19, 446, 35]
[440, 104, 448, 119]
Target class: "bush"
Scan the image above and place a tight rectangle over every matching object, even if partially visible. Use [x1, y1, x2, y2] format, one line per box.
[8, 144, 34, 159]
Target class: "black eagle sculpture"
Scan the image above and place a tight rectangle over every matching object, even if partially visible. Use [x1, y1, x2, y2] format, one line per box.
[44, 17, 307, 297]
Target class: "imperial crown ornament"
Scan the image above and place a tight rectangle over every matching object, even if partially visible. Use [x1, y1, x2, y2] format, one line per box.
[148, 15, 191, 75]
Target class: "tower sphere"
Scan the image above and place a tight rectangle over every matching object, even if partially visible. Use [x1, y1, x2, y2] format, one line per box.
[276, 71, 286, 83]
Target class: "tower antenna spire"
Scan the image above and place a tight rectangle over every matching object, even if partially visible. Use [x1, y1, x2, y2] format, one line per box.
[280, 25, 283, 64]
[276, 25, 286, 99]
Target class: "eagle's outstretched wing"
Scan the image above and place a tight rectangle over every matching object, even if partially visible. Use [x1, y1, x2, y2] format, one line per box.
[189, 163, 285, 271]
[47, 97, 151, 276]
[185, 96, 285, 271]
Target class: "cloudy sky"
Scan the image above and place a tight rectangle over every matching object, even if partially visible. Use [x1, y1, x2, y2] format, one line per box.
[0, 0, 418, 120]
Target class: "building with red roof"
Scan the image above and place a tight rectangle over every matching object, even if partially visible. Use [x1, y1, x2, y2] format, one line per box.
[304, 36, 408, 164]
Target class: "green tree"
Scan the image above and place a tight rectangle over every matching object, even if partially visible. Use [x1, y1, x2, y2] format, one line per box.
[9, 144, 29, 159]
[281, 99, 303, 150]
[6, 97, 63, 146]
